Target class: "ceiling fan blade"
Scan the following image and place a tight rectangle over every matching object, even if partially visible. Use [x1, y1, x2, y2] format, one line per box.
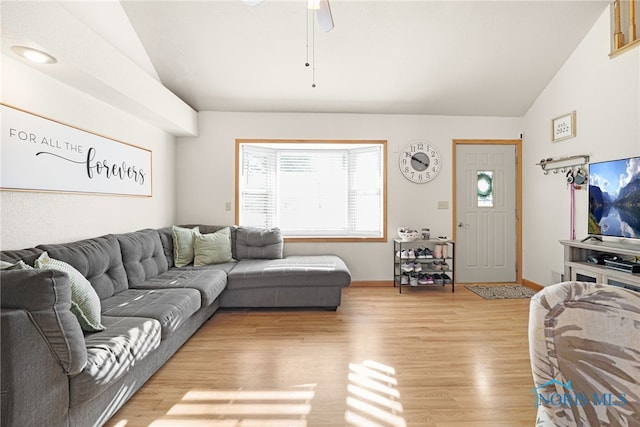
[242, 0, 264, 7]
[316, 0, 334, 32]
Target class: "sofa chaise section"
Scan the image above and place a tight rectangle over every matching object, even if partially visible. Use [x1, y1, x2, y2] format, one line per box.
[222, 255, 351, 309]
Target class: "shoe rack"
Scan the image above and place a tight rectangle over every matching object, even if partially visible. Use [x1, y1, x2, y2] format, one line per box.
[393, 238, 455, 294]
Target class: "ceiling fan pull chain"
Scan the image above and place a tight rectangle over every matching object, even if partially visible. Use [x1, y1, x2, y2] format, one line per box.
[312, 13, 316, 88]
[305, 5, 310, 68]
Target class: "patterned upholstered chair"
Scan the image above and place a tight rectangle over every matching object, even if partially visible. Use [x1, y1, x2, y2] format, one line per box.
[529, 281, 640, 426]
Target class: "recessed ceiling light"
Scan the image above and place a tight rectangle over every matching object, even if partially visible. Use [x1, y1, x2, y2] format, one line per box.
[11, 46, 57, 64]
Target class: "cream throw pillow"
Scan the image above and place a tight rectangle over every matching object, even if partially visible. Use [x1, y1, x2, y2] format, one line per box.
[194, 227, 234, 266]
[35, 252, 105, 332]
[172, 225, 200, 267]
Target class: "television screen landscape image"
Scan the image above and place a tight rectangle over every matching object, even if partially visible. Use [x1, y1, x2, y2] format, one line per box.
[588, 156, 640, 239]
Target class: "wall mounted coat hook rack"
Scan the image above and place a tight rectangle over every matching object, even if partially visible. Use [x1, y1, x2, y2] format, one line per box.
[536, 155, 590, 175]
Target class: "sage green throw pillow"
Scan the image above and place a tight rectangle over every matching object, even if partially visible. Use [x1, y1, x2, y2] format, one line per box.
[35, 251, 105, 332]
[172, 225, 200, 267]
[194, 227, 234, 266]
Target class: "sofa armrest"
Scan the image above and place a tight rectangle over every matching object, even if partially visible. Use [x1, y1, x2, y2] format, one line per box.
[1, 269, 87, 374]
[1, 308, 71, 426]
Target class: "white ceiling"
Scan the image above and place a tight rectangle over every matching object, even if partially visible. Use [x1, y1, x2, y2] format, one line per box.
[3, 0, 610, 119]
[120, 0, 609, 116]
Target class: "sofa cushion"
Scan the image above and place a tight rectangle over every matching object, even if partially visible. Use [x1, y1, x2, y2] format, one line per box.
[227, 255, 351, 290]
[194, 227, 234, 266]
[117, 229, 169, 286]
[38, 235, 128, 300]
[35, 252, 105, 332]
[0, 269, 87, 375]
[0, 247, 44, 266]
[100, 288, 201, 339]
[172, 226, 199, 267]
[131, 267, 228, 307]
[235, 226, 283, 260]
[69, 315, 161, 407]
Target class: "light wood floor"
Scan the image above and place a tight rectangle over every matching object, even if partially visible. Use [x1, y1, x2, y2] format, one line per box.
[104, 285, 537, 427]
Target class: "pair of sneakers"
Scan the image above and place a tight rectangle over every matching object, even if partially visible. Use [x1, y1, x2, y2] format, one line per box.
[396, 249, 416, 259]
[415, 247, 433, 259]
[400, 275, 417, 286]
[439, 273, 452, 284]
[432, 260, 449, 271]
[401, 262, 422, 272]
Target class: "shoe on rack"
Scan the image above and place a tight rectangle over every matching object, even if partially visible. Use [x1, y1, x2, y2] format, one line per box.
[401, 262, 414, 273]
[412, 262, 422, 272]
[442, 274, 452, 284]
[425, 274, 434, 284]
[432, 260, 441, 271]
[433, 244, 443, 259]
[410, 276, 418, 287]
[407, 249, 416, 259]
[441, 244, 448, 258]
[401, 274, 409, 285]
[418, 247, 433, 258]
[433, 274, 444, 285]
[418, 273, 428, 285]
[440, 262, 449, 271]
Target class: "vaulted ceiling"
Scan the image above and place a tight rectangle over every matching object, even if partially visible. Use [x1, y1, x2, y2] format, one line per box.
[2, 1, 610, 124]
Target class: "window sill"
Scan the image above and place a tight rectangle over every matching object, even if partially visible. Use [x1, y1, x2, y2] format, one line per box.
[284, 236, 387, 243]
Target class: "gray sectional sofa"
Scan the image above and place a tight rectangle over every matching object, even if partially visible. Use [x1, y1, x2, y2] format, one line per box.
[0, 224, 351, 427]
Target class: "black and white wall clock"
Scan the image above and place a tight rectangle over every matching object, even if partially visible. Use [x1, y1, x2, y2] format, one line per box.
[399, 141, 441, 183]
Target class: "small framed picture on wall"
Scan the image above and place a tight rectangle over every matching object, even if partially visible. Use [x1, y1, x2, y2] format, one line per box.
[551, 111, 576, 142]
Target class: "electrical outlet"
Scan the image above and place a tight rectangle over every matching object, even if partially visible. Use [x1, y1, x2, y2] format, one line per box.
[225, 202, 231, 211]
[437, 201, 449, 209]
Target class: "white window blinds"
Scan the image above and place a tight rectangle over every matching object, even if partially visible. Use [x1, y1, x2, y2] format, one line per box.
[239, 142, 385, 239]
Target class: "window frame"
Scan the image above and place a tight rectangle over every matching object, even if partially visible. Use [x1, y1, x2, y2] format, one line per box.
[235, 139, 387, 243]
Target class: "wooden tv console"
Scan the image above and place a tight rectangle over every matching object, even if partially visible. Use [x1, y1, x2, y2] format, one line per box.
[560, 239, 640, 292]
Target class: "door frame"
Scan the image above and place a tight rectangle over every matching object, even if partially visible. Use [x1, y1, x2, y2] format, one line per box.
[452, 139, 523, 284]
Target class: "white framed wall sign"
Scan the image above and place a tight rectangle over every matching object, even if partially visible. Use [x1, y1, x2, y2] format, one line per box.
[551, 111, 576, 142]
[1, 104, 152, 197]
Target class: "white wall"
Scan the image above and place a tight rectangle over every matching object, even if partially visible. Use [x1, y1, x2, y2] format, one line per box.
[522, 7, 640, 286]
[0, 56, 177, 249]
[176, 111, 522, 281]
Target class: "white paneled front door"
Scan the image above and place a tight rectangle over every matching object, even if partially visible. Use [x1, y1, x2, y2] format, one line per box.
[454, 143, 518, 283]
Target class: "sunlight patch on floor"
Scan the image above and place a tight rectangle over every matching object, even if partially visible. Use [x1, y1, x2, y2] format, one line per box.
[345, 360, 406, 427]
[148, 384, 315, 427]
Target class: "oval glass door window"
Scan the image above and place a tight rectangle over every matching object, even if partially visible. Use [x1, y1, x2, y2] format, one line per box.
[477, 171, 494, 207]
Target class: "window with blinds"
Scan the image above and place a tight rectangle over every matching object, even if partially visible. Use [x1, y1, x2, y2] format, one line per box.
[237, 140, 386, 240]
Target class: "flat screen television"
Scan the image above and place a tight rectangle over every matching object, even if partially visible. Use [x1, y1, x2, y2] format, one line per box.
[588, 156, 640, 239]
